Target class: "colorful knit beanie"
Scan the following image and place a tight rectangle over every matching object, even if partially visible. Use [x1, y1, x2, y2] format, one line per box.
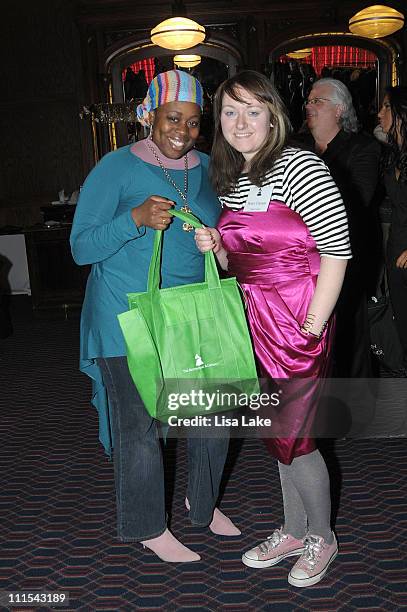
[136, 69, 204, 126]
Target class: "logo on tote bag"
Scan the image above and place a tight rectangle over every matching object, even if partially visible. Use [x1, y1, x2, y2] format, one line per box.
[181, 352, 220, 374]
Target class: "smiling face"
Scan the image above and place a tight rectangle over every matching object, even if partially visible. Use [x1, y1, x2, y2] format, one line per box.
[150, 101, 201, 159]
[220, 88, 271, 162]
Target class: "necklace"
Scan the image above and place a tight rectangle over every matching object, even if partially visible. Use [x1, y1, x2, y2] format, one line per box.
[145, 140, 194, 232]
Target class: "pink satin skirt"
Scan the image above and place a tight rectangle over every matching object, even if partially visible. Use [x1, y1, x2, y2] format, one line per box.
[217, 201, 334, 464]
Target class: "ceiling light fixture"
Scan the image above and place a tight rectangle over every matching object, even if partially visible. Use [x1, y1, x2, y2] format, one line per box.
[286, 48, 312, 59]
[173, 54, 201, 68]
[349, 5, 404, 38]
[151, 2, 205, 50]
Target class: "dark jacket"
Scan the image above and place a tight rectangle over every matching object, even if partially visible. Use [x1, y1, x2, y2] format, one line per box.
[299, 129, 381, 377]
[321, 131, 381, 259]
[384, 169, 407, 258]
[300, 129, 381, 272]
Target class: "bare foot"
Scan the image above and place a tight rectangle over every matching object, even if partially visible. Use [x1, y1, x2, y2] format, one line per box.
[185, 498, 241, 536]
[141, 528, 200, 562]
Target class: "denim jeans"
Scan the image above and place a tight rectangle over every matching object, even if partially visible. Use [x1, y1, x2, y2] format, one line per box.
[98, 357, 230, 541]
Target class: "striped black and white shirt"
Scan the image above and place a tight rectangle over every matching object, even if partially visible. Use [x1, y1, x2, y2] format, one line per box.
[219, 147, 352, 259]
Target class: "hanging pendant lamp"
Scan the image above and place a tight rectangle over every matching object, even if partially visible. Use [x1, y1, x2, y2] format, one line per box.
[349, 5, 404, 38]
[151, 16, 205, 50]
[286, 49, 312, 59]
[173, 54, 201, 68]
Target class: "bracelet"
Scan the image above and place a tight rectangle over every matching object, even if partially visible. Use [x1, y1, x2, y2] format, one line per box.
[300, 327, 322, 338]
[300, 313, 328, 338]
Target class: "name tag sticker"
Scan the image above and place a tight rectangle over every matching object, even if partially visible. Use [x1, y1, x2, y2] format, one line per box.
[243, 183, 274, 211]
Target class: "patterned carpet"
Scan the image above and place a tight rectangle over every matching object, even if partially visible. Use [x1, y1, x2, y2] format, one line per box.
[0, 297, 406, 611]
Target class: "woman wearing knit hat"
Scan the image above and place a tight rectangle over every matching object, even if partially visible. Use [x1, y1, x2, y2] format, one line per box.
[70, 70, 240, 563]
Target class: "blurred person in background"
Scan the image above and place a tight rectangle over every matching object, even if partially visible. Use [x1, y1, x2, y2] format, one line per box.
[378, 86, 407, 373]
[304, 78, 381, 378]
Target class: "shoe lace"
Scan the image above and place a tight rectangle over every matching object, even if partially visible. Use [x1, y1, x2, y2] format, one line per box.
[300, 535, 323, 568]
[258, 529, 286, 555]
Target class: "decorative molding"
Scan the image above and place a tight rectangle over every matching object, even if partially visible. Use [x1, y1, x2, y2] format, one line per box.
[104, 29, 150, 48]
[104, 23, 238, 50]
[207, 23, 238, 40]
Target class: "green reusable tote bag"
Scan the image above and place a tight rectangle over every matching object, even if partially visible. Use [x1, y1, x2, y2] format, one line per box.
[117, 209, 258, 421]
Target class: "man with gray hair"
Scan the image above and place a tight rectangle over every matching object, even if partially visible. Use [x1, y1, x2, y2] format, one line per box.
[304, 78, 381, 378]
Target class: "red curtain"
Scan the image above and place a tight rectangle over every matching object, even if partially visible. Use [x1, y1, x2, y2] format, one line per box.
[280, 46, 377, 75]
[122, 58, 155, 83]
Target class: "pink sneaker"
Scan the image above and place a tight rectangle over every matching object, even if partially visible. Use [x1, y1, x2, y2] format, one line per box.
[242, 528, 305, 568]
[288, 533, 338, 587]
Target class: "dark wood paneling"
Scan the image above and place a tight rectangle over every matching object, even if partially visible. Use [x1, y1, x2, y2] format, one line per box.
[0, 0, 86, 210]
[24, 225, 90, 317]
[0, 100, 83, 198]
[2, 5, 77, 101]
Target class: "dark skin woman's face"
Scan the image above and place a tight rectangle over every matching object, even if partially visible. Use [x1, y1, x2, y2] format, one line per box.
[150, 101, 201, 159]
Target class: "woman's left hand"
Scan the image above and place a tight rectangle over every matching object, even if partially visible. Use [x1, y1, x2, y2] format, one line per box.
[194, 227, 222, 253]
[195, 227, 229, 271]
[396, 249, 407, 268]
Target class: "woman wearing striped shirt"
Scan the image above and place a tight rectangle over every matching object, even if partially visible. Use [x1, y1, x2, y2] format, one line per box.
[195, 71, 351, 587]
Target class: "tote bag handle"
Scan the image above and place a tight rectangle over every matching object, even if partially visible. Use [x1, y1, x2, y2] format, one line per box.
[147, 209, 221, 292]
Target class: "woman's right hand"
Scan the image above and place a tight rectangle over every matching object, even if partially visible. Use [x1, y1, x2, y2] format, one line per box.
[131, 196, 174, 230]
[195, 227, 222, 253]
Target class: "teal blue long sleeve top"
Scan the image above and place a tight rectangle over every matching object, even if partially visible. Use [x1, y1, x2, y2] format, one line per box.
[70, 144, 221, 453]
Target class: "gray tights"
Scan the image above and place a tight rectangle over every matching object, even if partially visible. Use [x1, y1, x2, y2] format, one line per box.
[278, 449, 333, 543]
